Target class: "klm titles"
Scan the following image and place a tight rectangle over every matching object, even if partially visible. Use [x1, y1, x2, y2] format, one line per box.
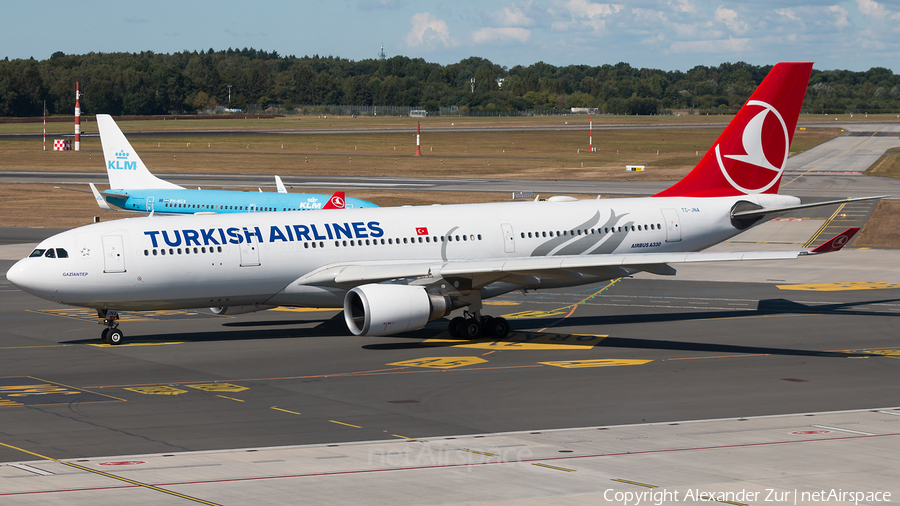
[144, 222, 384, 248]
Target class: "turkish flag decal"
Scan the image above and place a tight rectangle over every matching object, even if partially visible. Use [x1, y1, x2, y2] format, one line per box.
[416, 227, 429, 236]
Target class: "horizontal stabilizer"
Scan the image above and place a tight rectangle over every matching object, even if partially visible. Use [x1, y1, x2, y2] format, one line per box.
[732, 195, 889, 220]
[808, 227, 860, 254]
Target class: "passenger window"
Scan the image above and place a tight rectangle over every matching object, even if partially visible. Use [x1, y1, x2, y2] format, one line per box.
[153, 249, 158, 256]
[44, 249, 56, 258]
[29, 249, 45, 258]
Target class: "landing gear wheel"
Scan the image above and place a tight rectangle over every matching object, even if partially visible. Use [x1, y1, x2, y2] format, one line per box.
[485, 317, 510, 339]
[448, 317, 465, 338]
[106, 328, 124, 345]
[459, 319, 482, 339]
[101, 328, 110, 344]
[480, 316, 494, 336]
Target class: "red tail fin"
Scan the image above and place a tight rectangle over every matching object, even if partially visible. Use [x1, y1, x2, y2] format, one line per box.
[655, 62, 813, 198]
[323, 191, 345, 210]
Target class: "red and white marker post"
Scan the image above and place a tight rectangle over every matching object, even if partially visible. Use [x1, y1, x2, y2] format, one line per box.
[74, 82, 81, 151]
[415, 122, 422, 156]
[589, 113, 593, 152]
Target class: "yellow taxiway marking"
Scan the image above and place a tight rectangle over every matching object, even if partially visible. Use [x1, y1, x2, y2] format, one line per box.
[216, 395, 245, 402]
[0, 441, 222, 506]
[533, 462, 576, 472]
[483, 301, 520, 306]
[388, 356, 488, 369]
[857, 349, 900, 357]
[269, 307, 342, 312]
[87, 342, 184, 347]
[270, 407, 301, 415]
[392, 434, 424, 441]
[502, 309, 568, 319]
[186, 383, 249, 393]
[424, 333, 607, 350]
[501, 279, 622, 323]
[0, 376, 126, 408]
[124, 386, 188, 395]
[329, 420, 362, 428]
[777, 281, 900, 291]
[540, 359, 653, 369]
[612, 478, 657, 488]
[462, 448, 498, 457]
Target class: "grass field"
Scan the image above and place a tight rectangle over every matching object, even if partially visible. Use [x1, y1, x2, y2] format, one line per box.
[0, 113, 888, 242]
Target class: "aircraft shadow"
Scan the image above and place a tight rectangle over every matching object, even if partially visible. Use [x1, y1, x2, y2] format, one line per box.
[62, 314, 352, 344]
[364, 297, 897, 358]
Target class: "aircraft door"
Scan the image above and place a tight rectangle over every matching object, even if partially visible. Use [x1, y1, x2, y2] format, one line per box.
[501, 223, 516, 253]
[147, 196, 155, 212]
[240, 228, 261, 267]
[661, 208, 682, 242]
[101, 235, 126, 273]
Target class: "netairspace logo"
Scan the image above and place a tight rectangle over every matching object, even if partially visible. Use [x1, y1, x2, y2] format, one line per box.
[368, 442, 533, 471]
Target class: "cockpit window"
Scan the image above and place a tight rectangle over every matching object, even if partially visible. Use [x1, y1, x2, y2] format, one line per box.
[56, 248, 69, 258]
[44, 249, 56, 258]
[29, 249, 45, 258]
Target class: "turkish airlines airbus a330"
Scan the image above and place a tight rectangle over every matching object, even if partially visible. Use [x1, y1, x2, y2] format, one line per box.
[6, 62, 883, 344]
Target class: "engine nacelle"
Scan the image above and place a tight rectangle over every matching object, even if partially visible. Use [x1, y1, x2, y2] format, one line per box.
[344, 284, 451, 336]
[210, 304, 277, 315]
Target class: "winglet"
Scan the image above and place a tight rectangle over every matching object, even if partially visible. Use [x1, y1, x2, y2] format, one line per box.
[808, 227, 860, 254]
[275, 175, 288, 193]
[323, 191, 346, 210]
[89, 183, 114, 211]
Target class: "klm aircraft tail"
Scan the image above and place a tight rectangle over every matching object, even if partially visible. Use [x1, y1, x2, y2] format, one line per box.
[96, 114, 183, 191]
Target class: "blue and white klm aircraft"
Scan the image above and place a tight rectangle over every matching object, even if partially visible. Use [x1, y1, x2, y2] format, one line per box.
[7, 63, 886, 345]
[92, 114, 377, 214]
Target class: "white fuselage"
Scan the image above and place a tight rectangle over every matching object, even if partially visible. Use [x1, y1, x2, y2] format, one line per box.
[7, 194, 800, 311]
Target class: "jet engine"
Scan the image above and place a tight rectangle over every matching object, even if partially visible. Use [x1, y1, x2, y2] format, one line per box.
[344, 284, 451, 336]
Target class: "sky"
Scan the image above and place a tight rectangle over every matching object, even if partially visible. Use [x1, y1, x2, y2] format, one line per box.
[3, 0, 899, 72]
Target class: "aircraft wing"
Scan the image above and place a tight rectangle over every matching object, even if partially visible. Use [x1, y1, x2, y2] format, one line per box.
[296, 228, 859, 289]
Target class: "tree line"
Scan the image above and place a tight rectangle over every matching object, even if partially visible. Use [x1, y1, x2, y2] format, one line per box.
[1, 48, 898, 117]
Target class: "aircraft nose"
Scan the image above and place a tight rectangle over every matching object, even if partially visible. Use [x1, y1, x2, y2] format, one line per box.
[6, 259, 30, 290]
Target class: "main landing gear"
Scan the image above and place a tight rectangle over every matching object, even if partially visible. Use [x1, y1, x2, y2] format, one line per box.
[448, 311, 510, 339]
[98, 309, 124, 345]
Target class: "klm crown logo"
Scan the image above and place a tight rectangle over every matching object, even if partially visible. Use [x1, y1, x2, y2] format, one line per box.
[109, 150, 137, 171]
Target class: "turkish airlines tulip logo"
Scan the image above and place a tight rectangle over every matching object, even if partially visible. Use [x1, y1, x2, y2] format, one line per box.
[715, 100, 789, 194]
[330, 195, 344, 208]
[833, 234, 850, 248]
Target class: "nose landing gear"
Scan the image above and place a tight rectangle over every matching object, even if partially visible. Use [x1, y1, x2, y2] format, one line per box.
[98, 309, 124, 345]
